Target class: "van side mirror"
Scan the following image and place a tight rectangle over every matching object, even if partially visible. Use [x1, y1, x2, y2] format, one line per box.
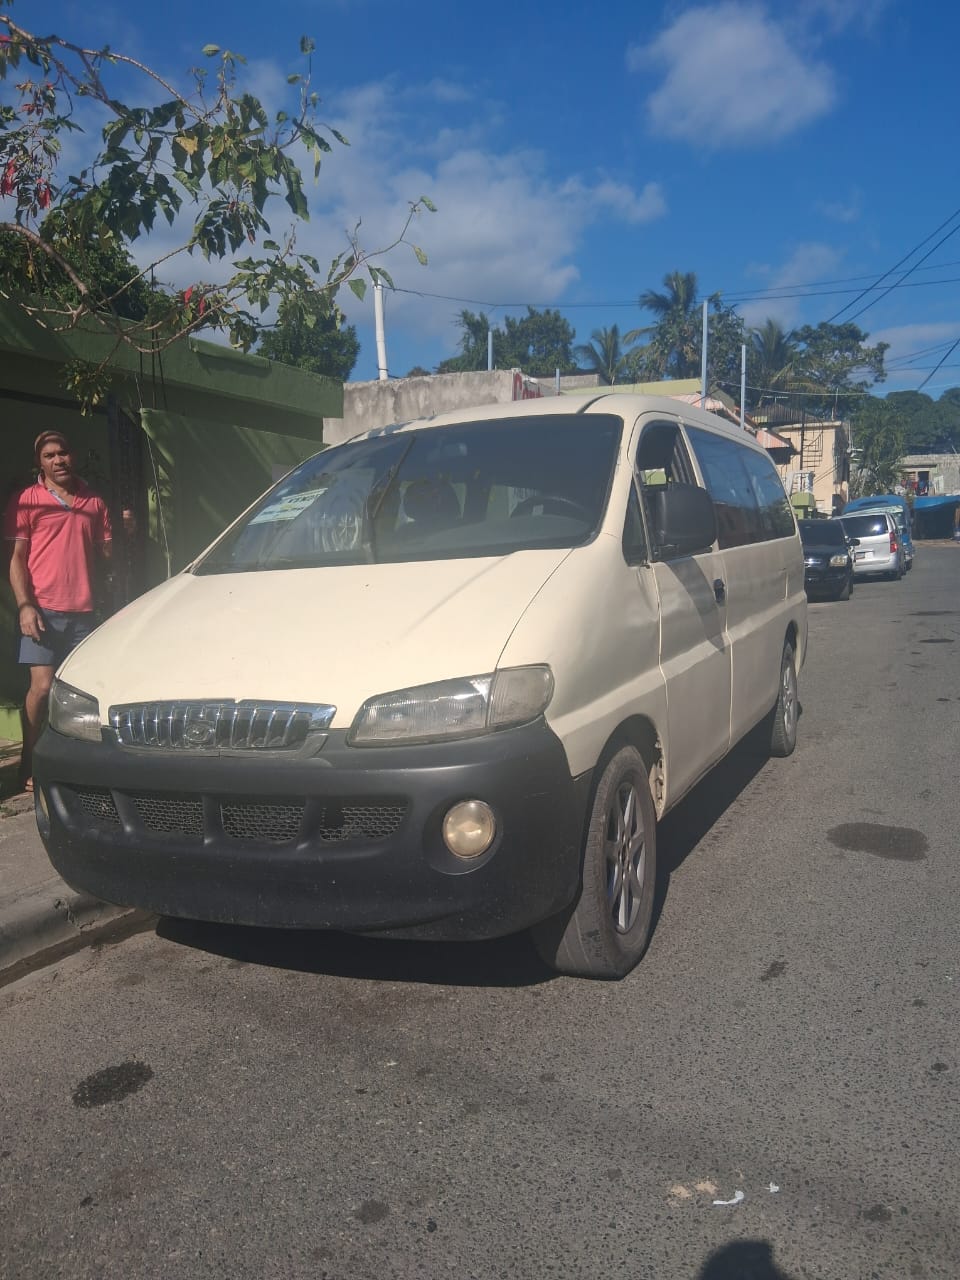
[649, 483, 718, 558]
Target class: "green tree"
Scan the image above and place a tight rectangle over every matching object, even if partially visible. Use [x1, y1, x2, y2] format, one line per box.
[850, 397, 906, 496]
[436, 309, 493, 373]
[0, 8, 433, 404]
[790, 322, 888, 418]
[747, 319, 797, 409]
[0, 211, 161, 321]
[575, 324, 629, 384]
[625, 270, 701, 377]
[886, 388, 960, 452]
[437, 307, 577, 377]
[623, 270, 744, 390]
[499, 307, 577, 376]
[258, 296, 359, 381]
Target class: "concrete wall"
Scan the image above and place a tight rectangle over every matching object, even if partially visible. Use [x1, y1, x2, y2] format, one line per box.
[902, 453, 960, 496]
[326, 369, 556, 446]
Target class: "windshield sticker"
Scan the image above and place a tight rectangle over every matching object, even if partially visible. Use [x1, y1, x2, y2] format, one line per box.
[248, 488, 328, 524]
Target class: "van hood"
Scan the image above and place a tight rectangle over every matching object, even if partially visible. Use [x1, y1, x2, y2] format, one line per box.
[60, 552, 570, 728]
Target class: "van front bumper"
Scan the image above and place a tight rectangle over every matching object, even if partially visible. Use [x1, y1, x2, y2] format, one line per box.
[33, 722, 590, 941]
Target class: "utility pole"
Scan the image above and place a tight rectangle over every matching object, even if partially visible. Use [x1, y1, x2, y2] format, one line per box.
[740, 344, 747, 429]
[374, 283, 389, 381]
[700, 299, 709, 407]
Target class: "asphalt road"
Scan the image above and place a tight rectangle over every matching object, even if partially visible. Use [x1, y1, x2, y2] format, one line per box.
[2, 547, 958, 1280]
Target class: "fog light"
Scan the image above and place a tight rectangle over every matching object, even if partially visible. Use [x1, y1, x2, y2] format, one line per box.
[442, 800, 496, 859]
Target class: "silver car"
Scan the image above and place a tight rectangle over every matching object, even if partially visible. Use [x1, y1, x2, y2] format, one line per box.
[840, 510, 905, 580]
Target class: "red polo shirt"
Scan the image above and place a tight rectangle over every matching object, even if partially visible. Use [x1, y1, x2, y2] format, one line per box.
[4, 480, 112, 613]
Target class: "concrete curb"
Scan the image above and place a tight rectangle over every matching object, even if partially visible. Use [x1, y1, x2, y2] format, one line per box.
[0, 879, 151, 985]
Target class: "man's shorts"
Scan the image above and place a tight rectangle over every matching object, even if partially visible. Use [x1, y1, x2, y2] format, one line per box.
[17, 610, 95, 667]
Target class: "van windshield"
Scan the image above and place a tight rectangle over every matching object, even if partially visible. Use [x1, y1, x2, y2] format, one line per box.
[194, 414, 623, 573]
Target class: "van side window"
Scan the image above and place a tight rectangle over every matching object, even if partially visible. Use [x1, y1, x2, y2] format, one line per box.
[622, 485, 647, 564]
[635, 420, 698, 560]
[685, 427, 762, 549]
[739, 449, 796, 539]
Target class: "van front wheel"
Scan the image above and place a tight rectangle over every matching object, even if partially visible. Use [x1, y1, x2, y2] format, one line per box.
[532, 747, 657, 979]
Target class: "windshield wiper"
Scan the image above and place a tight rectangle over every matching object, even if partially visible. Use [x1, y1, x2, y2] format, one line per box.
[365, 434, 417, 563]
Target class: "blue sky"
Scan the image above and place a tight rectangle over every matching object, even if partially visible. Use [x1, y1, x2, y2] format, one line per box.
[15, 1, 960, 395]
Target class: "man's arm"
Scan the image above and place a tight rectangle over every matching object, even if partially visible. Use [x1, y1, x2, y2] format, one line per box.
[9, 539, 44, 639]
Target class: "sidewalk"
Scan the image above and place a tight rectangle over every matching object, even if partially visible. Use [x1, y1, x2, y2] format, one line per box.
[0, 775, 149, 985]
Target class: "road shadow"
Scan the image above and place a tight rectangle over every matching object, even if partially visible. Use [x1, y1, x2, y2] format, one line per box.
[651, 718, 791, 932]
[698, 1239, 797, 1279]
[156, 914, 556, 989]
[157, 714, 797, 989]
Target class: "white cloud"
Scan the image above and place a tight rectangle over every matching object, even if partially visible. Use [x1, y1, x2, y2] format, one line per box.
[628, 3, 836, 146]
[793, 0, 892, 33]
[816, 196, 861, 224]
[739, 242, 845, 328]
[287, 77, 668, 346]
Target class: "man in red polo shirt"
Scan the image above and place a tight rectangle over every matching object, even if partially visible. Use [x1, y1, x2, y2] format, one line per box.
[5, 431, 112, 792]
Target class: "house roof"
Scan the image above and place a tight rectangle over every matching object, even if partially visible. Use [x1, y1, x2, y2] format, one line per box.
[0, 295, 342, 438]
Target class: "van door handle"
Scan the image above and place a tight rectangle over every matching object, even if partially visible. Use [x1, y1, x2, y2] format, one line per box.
[713, 578, 726, 604]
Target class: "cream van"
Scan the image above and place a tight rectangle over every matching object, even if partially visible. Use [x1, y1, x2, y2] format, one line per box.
[34, 394, 806, 978]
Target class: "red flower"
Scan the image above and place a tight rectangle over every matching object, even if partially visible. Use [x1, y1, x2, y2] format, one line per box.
[183, 285, 194, 305]
[37, 181, 51, 209]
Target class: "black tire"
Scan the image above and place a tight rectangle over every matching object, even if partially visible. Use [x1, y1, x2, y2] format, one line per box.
[768, 641, 798, 758]
[532, 746, 657, 979]
[836, 574, 851, 601]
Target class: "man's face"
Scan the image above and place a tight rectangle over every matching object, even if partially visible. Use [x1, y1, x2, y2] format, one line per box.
[39, 440, 74, 486]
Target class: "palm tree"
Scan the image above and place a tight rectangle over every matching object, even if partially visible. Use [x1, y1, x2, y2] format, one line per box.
[749, 319, 798, 407]
[574, 325, 630, 385]
[625, 270, 702, 378]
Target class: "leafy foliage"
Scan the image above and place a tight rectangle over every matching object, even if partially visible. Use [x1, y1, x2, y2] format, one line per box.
[574, 325, 629, 385]
[884, 389, 960, 451]
[258, 295, 359, 381]
[622, 271, 745, 391]
[437, 308, 577, 377]
[849, 396, 907, 496]
[0, 7, 434, 405]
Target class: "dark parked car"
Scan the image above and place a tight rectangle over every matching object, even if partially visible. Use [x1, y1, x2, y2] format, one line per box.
[798, 518, 854, 600]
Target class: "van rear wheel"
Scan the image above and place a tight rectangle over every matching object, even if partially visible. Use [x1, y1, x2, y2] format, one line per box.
[767, 641, 798, 757]
[532, 746, 657, 979]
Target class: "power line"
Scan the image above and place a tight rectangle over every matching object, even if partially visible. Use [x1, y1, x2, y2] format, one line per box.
[842, 221, 960, 325]
[826, 205, 960, 323]
[393, 271, 960, 311]
[917, 339, 960, 391]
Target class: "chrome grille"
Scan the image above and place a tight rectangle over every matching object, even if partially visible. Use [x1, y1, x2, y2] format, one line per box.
[109, 700, 335, 751]
[73, 785, 121, 826]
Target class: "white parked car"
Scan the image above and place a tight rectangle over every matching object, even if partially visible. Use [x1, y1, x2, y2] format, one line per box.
[35, 395, 807, 978]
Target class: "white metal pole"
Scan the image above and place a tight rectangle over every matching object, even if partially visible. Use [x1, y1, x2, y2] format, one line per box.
[374, 283, 389, 381]
[487, 327, 493, 371]
[700, 299, 709, 407]
[740, 343, 747, 429]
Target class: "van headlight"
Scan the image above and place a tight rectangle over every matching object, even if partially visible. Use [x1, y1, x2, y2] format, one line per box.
[49, 679, 102, 743]
[829, 554, 849, 566]
[349, 666, 554, 746]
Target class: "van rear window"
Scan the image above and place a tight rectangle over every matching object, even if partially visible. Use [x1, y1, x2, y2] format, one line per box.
[841, 514, 888, 537]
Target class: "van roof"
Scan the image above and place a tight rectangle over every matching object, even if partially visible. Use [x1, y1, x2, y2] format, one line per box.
[355, 392, 766, 450]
